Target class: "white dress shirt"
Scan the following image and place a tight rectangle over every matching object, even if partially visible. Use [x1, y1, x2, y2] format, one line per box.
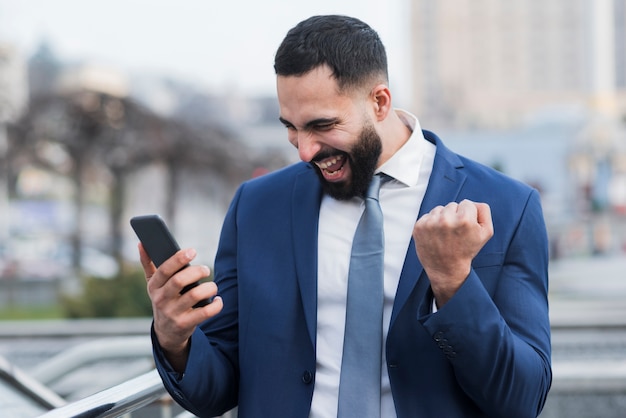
[310, 110, 436, 418]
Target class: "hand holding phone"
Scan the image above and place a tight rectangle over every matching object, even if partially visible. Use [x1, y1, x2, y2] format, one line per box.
[130, 214, 211, 308]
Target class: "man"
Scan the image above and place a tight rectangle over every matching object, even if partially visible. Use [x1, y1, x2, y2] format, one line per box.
[140, 15, 552, 418]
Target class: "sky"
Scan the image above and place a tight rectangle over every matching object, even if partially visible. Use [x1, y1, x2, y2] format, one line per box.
[0, 0, 412, 103]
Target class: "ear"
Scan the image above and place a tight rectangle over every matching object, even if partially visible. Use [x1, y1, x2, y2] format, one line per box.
[370, 84, 392, 121]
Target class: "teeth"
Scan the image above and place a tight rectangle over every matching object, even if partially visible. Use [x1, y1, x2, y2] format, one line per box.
[320, 158, 334, 169]
[317, 155, 342, 169]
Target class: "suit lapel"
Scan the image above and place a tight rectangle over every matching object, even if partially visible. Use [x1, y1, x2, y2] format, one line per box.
[292, 166, 323, 345]
[390, 131, 467, 327]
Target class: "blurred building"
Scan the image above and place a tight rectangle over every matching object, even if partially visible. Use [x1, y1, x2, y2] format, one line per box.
[57, 65, 129, 98]
[410, 0, 626, 255]
[0, 42, 29, 242]
[0, 42, 28, 122]
[410, 0, 626, 130]
[27, 41, 61, 101]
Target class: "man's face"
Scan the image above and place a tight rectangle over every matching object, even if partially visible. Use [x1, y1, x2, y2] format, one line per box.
[277, 65, 382, 200]
[311, 122, 381, 200]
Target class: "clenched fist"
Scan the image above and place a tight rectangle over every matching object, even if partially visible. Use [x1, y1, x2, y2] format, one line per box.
[413, 199, 494, 307]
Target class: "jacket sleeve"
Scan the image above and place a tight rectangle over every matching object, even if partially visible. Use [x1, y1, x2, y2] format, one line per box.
[419, 189, 552, 418]
[152, 186, 243, 417]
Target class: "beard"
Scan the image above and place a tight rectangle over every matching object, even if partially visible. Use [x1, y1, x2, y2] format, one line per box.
[313, 122, 382, 200]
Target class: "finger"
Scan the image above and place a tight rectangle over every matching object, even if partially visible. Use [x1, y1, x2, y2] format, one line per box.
[148, 248, 198, 292]
[475, 202, 494, 233]
[428, 205, 445, 218]
[138, 243, 156, 279]
[204, 295, 224, 314]
[179, 295, 224, 327]
[197, 295, 224, 317]
[457, 199, 478, 220]
[159, 248, 197, 279]
[442, 201, 461, 220]
[171, 265, 212, 296]
[181, 279, 218, 309]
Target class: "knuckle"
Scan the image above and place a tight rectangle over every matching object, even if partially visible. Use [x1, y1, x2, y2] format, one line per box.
[169, 273, 186, 290]
[431, 205, 444, 213]
[171, 316, 187, 331]
[205, 280, 218, 294]
[176, 250, 190, 264]
[151, 291, 167, 308]
[146, 280, 156, 294]
[186, 284, 202, 300]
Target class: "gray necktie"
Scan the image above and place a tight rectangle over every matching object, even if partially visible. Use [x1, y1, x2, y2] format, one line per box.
[338, 173, 385, 418]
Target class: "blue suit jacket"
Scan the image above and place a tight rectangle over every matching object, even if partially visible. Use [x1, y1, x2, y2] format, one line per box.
[154, 131, 552, 418]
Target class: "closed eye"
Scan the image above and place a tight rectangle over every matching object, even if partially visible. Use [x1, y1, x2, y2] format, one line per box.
[278, 116, 294, 129]
[313, 122, 335, 131]
[278, 116, 339, 132]
[280, 122, 295, 131]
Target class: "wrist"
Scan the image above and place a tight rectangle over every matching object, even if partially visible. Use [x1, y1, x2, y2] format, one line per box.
[428, 268, 470, 307]
[157, 334, 191, 373]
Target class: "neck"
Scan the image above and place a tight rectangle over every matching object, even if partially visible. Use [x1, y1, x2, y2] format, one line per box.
[377, 110, 412, 167]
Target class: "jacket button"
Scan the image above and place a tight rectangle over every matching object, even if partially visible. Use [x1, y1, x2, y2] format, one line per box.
[434, 331, 444, 342]
[446, 351, 457, 359]
[302, 370, 314, 384]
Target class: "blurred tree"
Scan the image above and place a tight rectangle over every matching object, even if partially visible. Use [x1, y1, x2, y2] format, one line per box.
[7, 88, 271, 276]
[27, 41, 62, 100]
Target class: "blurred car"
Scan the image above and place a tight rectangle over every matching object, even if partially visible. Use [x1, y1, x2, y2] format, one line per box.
[1, 235, 118, 280]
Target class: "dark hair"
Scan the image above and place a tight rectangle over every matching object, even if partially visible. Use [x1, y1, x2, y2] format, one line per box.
[274, 15, 388, 91]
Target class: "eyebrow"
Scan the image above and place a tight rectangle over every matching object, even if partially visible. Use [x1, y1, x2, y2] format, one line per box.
[278, 116, 292, 126]
[278, 116, 339, 130]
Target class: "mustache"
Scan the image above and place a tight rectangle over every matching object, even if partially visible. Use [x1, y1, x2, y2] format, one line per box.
[311, 149, 347, 163]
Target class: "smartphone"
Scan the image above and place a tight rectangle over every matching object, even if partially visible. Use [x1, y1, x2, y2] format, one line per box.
[130, 214, 211, 307]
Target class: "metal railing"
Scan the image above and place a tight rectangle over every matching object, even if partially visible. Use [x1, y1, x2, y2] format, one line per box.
[1, 298, 624, 418]
[0, 319, 236, 418]
[36, 369, 170, 418]
[0, 354, 66, 412]
[30, 336, 153, 386]
[35, 368, 236, 418]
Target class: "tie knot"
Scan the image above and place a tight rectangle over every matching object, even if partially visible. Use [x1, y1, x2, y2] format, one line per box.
[366, 173, 386, 201]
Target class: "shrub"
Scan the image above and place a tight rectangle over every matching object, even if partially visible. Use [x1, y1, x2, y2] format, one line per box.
[61, 266, 152, 318]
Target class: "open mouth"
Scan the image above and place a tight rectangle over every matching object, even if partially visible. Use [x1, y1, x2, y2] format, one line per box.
[314, 153, 347, 180]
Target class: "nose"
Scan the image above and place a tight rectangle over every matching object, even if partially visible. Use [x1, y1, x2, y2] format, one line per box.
[295, 132, 321, 163]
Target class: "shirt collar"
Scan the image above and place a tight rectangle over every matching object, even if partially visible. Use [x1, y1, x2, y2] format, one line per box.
[377, 109, 430, 187]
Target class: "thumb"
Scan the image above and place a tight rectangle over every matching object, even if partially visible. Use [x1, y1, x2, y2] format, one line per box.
[475, 202, 494, 236]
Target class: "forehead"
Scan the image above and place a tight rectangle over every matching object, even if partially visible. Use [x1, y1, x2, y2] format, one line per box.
[276, 66, 357, 124]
